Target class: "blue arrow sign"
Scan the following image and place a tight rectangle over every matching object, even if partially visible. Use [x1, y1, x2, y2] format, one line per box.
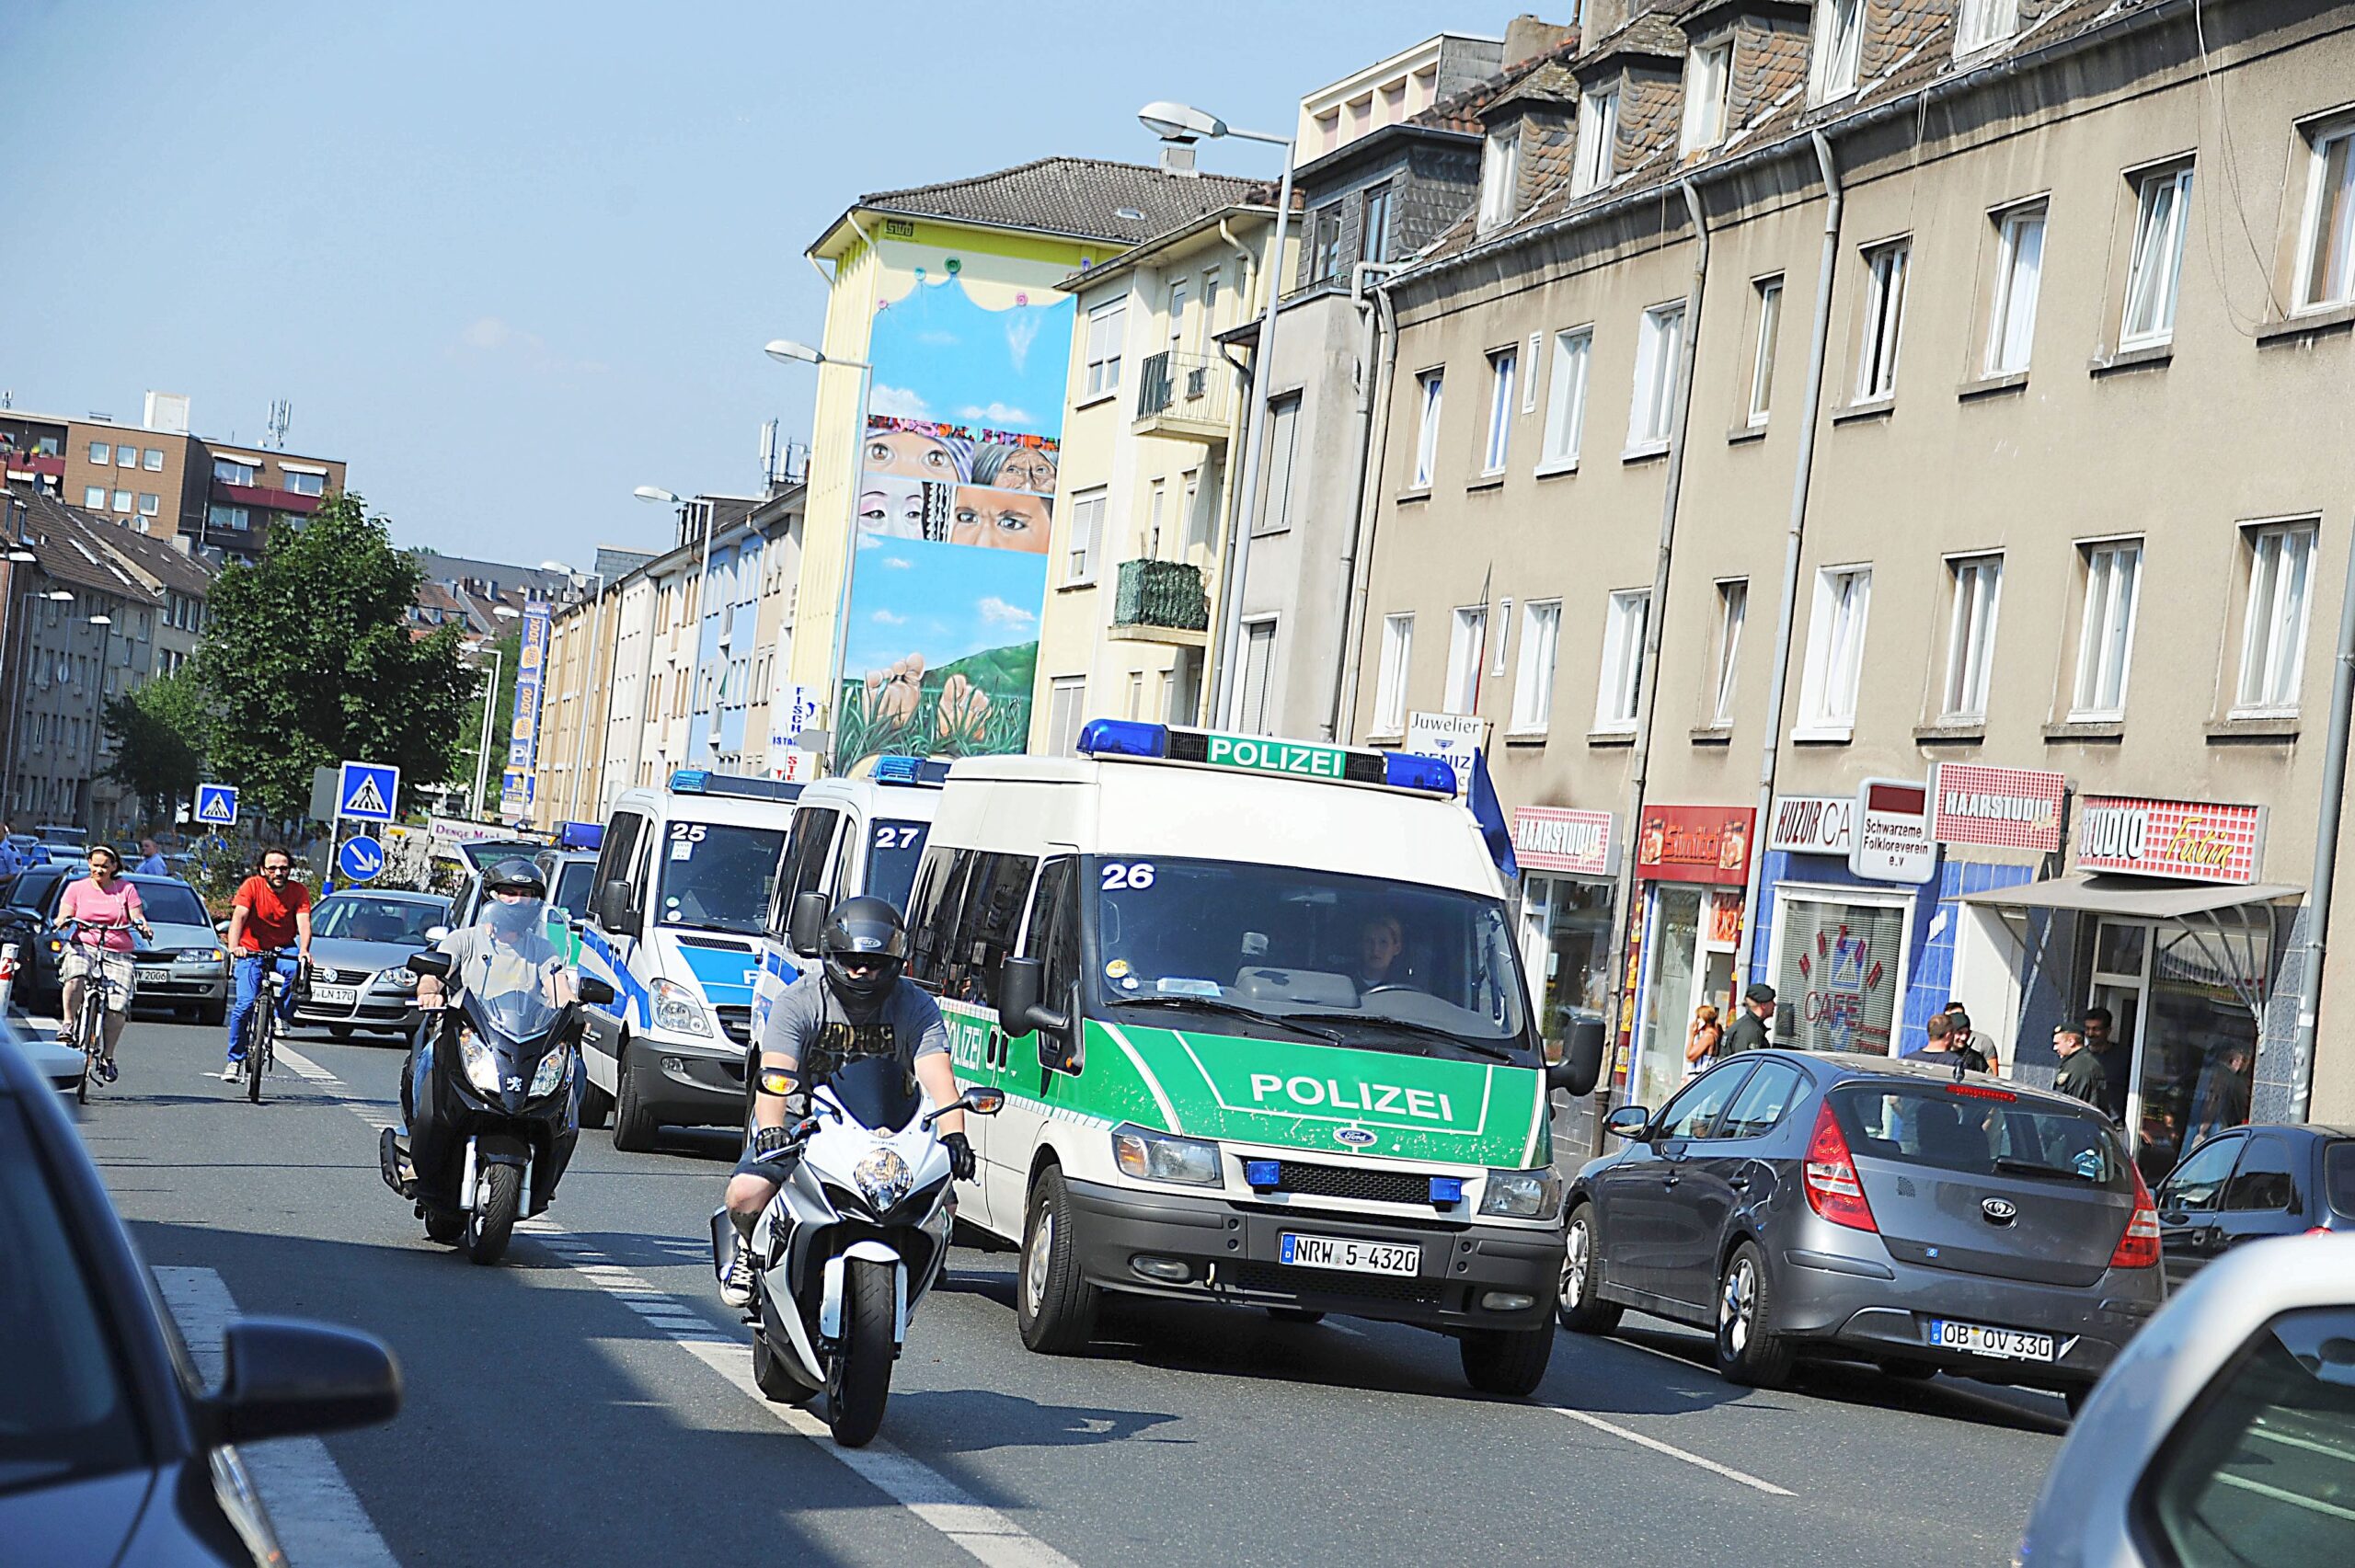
[337, 761, 399, 823]
[337, 835, 385, 883]
[194, 784, 239, 826]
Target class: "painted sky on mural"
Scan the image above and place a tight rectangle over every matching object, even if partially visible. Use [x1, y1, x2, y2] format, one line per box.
[866, 277, 1074, 436]
[842, 536, 1045, 673]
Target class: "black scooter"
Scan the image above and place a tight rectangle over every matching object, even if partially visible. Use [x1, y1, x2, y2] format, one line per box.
[378, 949, 615, 1264]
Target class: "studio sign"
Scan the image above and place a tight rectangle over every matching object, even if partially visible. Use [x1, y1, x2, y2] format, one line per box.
[2076, 795, 2264, 886]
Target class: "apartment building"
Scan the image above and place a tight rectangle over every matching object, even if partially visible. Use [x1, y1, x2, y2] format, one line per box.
[1344, 0, 2355, 1155]
[1293, 30, 1508, 161]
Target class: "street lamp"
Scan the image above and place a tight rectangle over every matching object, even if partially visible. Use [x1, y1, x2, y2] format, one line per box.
[543, 558, 608, 822]
[763, 337, 874, 758]
[2, 589, 79, 816]
[84, 615, 114, 829]
[1136, 98, 1296, 730]
[460, 636, 504, 820]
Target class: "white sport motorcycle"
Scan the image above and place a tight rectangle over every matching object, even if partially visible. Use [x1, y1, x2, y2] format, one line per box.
[711, 1055, 1002, 1447]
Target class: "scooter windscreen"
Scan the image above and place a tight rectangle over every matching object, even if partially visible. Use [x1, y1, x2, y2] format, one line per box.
[456, 939, 567, 1041]
[821, 1054, 924, 1132]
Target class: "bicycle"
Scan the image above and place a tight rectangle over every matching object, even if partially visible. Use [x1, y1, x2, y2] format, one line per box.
[236, 946, 303, 1104]
[59, 918, 135, 1105]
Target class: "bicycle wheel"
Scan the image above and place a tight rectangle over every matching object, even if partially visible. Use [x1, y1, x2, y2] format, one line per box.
[247, 1005, 268, 1104]
[75, 985, 105, 1104]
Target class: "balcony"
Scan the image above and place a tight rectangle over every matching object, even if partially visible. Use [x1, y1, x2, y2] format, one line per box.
[1110, 557, 1209, 646]
[1133, 351, 1234, 441]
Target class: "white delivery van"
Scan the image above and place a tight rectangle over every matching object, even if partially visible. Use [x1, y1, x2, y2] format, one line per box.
[890, 720, 1603, 1396]
[578, 769, 799, 1150]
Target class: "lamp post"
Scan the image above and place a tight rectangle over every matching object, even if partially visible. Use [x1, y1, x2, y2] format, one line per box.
[83, 612, 114, 831]
[3, 587, 77, 818]
[1137, 101, 1295, 731]
[634, 485, 710, 784]
[765, 338, 873, 762]
[544, 558, 607, 822]
[461, 637, 505, 820]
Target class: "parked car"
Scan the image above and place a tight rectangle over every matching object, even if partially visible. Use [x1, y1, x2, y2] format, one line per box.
[8, 871, 226, 1022]
[0, 1027, 403, 1561]
[293, 889, 452, 1039]
[1557, 1049, 2165, 1411]
[2018, 1231, 2355, 1566]
[2152, 1122, 2355, 1288]
[31, 823, 87, 851]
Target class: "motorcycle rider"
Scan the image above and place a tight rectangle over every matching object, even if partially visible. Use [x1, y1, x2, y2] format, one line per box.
[720, 896, 971, 1310]
[408, 860, 576, 1123]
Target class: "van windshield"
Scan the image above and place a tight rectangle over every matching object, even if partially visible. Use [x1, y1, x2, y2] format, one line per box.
[656, 823, 787, 936]
[1088, 855, 1528, 1053]
[867, 821, 929, 915]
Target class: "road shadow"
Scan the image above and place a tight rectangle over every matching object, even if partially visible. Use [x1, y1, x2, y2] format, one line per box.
[880, 1388, 1185, 1454]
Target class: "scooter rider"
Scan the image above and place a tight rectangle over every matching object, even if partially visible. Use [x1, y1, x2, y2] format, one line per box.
[408, 860, 576, 1122]
[720, 896, 971, 1309]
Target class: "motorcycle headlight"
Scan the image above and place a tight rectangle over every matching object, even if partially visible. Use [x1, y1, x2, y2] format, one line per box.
[1478, 1166, 1563, 1220]
[530, 1044, 570, 1098]
[458, 1025, 501, 1093]
[1110, 1125, 1223, 1187]
[649, 977, 711, 1036]
[853, 1147, 913, 1211]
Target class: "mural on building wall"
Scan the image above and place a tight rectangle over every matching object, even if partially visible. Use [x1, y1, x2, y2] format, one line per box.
[835, 265, 1073, 768]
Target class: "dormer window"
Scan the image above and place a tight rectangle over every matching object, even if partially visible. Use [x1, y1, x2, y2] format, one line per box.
[1574, 87, 1619, 196]
[1681, 40, 1732, 155]
[1956, 0, 2019, 55]
[1479, 127, 1522, 231]
[1809, 0, 1865, 105]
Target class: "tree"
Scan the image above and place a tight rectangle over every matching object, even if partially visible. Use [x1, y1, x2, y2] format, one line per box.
[103, 669, 213, 826]
[194, 493, 479, 822]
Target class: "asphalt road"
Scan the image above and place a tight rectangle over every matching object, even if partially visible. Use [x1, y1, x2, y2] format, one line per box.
[63, 1016, 2076, 1567]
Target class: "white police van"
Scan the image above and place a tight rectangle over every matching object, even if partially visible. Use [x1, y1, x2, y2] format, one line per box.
[578, 769, 799, 1150]
[752, 755, 946, 1037]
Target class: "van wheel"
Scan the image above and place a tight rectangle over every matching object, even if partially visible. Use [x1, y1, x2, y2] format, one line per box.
[1460, 1324, 1555, 1397]
[611, 1043, 659, 1152]
[1714, 1241, 1794, 1388]
[1557, 1202, 1623, 1334]
[1017, 1166, 1098, 1355]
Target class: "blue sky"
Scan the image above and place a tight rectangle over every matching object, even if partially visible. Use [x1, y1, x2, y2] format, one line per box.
[0, 0, 1534, 571]
[868, 280, 1074, 440]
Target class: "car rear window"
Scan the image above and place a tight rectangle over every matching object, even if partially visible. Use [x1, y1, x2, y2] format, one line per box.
[2327, 1141, 2355, 1221]
[1829, 1082, 2129, 1188]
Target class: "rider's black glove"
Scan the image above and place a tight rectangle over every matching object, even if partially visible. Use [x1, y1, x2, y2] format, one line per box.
[751, 1125, 796, 1161]
[940, 1131, 975, 1182]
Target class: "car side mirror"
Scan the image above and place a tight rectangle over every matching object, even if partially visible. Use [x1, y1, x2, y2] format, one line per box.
[787, 891, 829, 956]
[596, 879, 639, 937]
[201, 1319, 401, 1446]
[424, 925, 449, 944]
[406, 951, 452, 979]
[1604, 1104, 1651, 1139]
[1545, 1017, 1606, 1097]
[578, 977, 616, 1006]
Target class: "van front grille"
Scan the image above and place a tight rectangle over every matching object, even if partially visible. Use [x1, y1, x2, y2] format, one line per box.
[1275, 1161, 1436, 1206]
[713, 1005, 753, 1047]
[1228, 1261, 1442, 1306]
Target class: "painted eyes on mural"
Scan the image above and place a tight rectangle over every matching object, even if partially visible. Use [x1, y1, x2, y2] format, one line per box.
[991, 508, 1032, 534]
[920, 447, 951, 472]
[867, 441, 894, 465]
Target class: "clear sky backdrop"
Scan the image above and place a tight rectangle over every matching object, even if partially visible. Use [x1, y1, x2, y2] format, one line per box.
[0, 0, 1533, 571]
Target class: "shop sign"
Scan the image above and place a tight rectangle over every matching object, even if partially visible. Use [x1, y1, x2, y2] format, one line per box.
[1404, 711, 1483, 798]
[1932, 762, 2066, 852]
[2076, 795, 2265, 884]
[1767, 795, 1854, 854]
[1850, 778, 1936, 884]
[1636, 805, 1753, 886]
[1513, 807, 1615, 877]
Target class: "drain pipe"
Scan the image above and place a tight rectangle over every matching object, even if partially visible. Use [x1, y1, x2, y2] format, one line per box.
[1602, 177, 1711, 1115]
[1325, 259, 1405, 739]
[2291, 522, 2355, 1119]
[1733, 131, 1844, 994]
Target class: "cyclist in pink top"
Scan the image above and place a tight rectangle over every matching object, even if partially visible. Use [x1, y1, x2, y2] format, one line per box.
[59, 844, 155, 1082]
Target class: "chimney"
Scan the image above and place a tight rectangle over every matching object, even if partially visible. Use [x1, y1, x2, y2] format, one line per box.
[1502, 14, 1577, 67]
[1160, 141, 1198, 176]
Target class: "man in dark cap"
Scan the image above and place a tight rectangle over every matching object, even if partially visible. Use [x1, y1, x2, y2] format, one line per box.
[1725, 982, 1774, 1055]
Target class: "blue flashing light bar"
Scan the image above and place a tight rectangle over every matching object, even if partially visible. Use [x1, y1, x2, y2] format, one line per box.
[557, 821, 604, 852]
[870, 754, 926, 784]
[1076, 718, 1169, 760]
[670, 768, 708, 793]
[668, 769, 804, 803]
[1429, 1175, 1466, 1206]
[1243, 1159, 1281, 1190]
[1384, 753, 1457, 796]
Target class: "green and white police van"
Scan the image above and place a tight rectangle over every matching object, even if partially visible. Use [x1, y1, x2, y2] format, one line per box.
[883, 718, 1603, 1394]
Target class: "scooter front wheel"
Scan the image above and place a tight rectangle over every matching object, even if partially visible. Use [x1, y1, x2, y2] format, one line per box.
[827, 1258, 895, 1448]
[465, 1164, 523, 1265]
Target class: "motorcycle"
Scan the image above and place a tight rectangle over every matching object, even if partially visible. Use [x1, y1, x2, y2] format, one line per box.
[378, 947, 615, 1265]
[711, 1053, 1003, 1447]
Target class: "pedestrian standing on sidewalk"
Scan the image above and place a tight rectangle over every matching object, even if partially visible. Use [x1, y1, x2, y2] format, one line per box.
[1724, 984, 1773, 1054]
[135, 837, 167, 876]
[1947, 1009, 1998, 1074]
[2052, 1028, 2105, 1109]
[1684, 1003, 1723, 1077]
[2083, 1008, 2130, 1122]
[0, 820, 19, 878]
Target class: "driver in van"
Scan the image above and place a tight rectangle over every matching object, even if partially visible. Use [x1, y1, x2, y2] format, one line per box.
[1352, 914, 1409, 992]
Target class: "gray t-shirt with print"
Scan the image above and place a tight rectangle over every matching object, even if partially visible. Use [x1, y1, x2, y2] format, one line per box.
[755, 968, 949, 1077]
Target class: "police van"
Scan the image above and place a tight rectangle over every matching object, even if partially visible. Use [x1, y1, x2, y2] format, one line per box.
[833, 720, 1603, 1394]
[578, 769, 799, 1150]
[752, 756, 946, 1036]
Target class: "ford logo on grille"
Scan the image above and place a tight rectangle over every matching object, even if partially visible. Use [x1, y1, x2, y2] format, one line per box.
[1982, 1196, 2018, 1224]
[1333, 1125, 1378, 1148]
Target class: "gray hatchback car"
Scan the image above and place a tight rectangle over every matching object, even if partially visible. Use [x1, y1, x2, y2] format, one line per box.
[1557, 1049, 2165, 1410]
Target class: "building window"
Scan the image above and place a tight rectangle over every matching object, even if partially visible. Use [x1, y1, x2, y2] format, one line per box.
[1412, 370, 1444, 487]
[137, 493, 160, 517]
[1574, 88, 1619, 195]
[1595, 589, 1649, 732]
[1711, 578, 1747, 725]
[1362, 181, 1394, 264]
[1749, 278, 1784, 427]
[111, 490, 132, 513]
[83, 486, 106, 509]
[1047, 677, 1087, 756]
[2072, 540, 2143, 718]
[2294, 115, 2355, 312]
[284, 471, 326, 497]
[2122, 165, 2194, 348]
[1956, 0, 2019, 53]
[1482, 347, 1517, 475]
[1810, 0, 1864, 104]
[1083, 303, 1124, 398]
[1798, 566, 1872, 737]
[1985, 203, 2047, 375]
[1310, 203, 1343, 281]
[116, 446, 138, 468]
[1479, 127, 1521, 230]
[1511, 599, 1561, 733]
[1628, 302, 1685, 452]
[88, 441, 109, 464]
[1067, 487, 1104, 584]
[1856, 239, 1910, 401]
[1444, 604, 1487, 714]
[1373, 612, 1414, 734]
[213, 457, 257, 485]
[1237, 619, 1278, 734]
[1257, 397, 1301, 535]
[1681, 41, 1731, 155]
[1942, 555, 2004, 721]
[1541, 327, 1592, 467]
[209, 503, 250, 532]
[2236, 522, 2318, 714]
[143, 447, 163, 470]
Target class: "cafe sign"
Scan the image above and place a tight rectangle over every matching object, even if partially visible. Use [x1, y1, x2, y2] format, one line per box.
[1767, 795, 1854, 855]
[1636, 806, 1753, 887]
[1513, 807, 1615, 877]
[2075, 795, 2265, 885]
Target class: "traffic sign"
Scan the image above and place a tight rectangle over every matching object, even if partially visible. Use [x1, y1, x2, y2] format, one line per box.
[337, 835, 385, 883]
[194, 784, 239, 826]
[338, 761, 399, 823]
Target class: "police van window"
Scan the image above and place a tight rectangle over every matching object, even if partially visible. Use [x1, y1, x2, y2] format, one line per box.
[1024, 857, 1077, 1000]
[828, 816, 860, 906]
[593, 812, 644, 911]
[776, 808, 840, 915]
[940, 851, 1038, 1008]
[903, 846, 968, 990]
[865, 820, 931, 915]
[656, 822, 787, 936]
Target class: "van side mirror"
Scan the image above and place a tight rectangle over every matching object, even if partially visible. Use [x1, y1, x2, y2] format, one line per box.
[787, 891, 829, 956]
[578, 977, 616, 1006]
[406, 951, 452, 979]
[596, 879, 638, 937]
[997, 956, 1079, 1073]
[1545, 1017, 1607, 1097]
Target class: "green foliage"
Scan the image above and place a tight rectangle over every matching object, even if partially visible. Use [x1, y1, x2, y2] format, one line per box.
[102, 668, 213, 824]
[831, 642, 1037, 769]
[192, 492, 479, 822]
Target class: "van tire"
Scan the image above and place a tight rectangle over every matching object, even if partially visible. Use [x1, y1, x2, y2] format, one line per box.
[1460, 1324, 1554, 1397]
[611, 1043, 660, 1153]
[1017, 1166, 1097, 1355]
[580, 1082, 614, 1129]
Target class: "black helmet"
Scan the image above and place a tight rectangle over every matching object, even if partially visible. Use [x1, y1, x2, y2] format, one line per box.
[484, 858, 546, 898]
[821, 896, 906, 1008]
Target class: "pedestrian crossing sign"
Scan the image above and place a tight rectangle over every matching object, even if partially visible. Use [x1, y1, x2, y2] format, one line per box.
[337, 761, 400, 823]
[194, 784, 239, 826]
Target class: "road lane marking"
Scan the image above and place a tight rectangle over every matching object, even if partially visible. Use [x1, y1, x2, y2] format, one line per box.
[154, 1266, 404, 1568]
[1545, 1406, 1796, 1496]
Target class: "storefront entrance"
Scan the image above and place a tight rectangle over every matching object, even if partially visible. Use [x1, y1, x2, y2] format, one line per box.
[2084, 915, 2268, 1179]
[1633, 886, 1739, 1112]
[1520, 874, 1614, 1056]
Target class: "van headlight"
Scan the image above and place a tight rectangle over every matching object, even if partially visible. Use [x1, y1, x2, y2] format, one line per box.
[458, 1026, 501, 1093]
[1111, 1125, 1223, 1186]
[649, 977, 711, 1036]
[530, 1045, 570, 1098]
[1479, 1167, 1563, 1220]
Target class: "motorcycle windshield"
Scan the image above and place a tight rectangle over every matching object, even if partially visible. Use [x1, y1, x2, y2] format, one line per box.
[461, 955, 563, 1040]
[824, 1055, 922, 1134]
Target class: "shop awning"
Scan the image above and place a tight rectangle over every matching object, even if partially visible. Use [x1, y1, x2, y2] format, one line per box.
[1958, 874, 2303, 920]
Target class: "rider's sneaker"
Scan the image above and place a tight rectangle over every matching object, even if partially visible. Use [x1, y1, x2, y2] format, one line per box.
[220, 1062, 242, 1082]
[720, 1234, 761, 1310]
[98, 1059, 118, 1084]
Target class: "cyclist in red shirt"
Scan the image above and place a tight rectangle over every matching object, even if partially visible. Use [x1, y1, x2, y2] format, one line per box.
[223, 846, 314, 1081]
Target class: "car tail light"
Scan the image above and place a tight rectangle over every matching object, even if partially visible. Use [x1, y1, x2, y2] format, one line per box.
[1804, 1101, 1878, 1232]
[2110, 1165, 2162, 1269]
[1947, 1082, 2016, 1102]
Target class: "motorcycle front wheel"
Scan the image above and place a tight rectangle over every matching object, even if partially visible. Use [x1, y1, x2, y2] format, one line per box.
[465, 1164, 523, 1265]
[827, 1258, 896, 1448]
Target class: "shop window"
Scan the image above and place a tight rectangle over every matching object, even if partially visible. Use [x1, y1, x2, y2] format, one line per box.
[1772, 892, 1908, 1055]
[1521, 876, 1614, 1056]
